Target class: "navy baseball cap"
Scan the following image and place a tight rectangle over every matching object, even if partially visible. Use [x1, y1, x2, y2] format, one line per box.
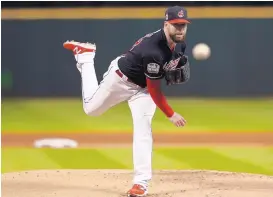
[165, 6, 190, 24]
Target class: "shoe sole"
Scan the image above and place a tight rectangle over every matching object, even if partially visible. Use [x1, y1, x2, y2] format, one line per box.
[127, 191, 148, 197]
[63, 41, 96, 51]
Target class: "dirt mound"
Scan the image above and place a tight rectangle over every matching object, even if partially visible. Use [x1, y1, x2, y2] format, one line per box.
[2, 169, 273, 197]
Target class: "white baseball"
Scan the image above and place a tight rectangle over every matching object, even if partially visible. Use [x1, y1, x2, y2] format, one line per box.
[192, 43, 211, 60]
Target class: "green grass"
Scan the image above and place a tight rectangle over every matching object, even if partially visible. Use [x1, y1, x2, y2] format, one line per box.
[2, 98, 273, 134]
[2, 147, 273, 176]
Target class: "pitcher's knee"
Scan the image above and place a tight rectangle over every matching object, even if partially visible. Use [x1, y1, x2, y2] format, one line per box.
[83, 105, 102, 117]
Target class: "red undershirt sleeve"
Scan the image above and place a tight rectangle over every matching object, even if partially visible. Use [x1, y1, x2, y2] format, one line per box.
[146, 78, 174, 118]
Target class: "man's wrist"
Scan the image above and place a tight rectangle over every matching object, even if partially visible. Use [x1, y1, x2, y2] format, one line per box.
[166, 111, 175, 118]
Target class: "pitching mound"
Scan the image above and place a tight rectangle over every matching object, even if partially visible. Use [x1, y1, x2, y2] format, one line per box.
[2, 169, 273, 197]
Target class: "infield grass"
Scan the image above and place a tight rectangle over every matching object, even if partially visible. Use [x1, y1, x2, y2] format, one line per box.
[2, 98, 273, 134]
[2, 147, 273, 175]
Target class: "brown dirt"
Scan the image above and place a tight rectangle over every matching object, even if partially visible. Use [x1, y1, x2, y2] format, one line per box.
[2, 132, 273, 147]
[2, 170, 273, 197]
[2, 132, 273, 197]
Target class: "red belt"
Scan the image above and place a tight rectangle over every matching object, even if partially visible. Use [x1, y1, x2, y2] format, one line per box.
[115, 70, 134, 83]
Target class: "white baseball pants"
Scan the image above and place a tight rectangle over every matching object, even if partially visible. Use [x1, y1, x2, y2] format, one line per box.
[77, 54, 156, 187]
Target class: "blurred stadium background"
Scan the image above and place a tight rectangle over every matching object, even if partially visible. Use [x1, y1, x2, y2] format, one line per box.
[1, 1, 273, 175]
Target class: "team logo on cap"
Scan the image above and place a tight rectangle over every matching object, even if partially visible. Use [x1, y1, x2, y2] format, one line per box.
[178, 10, 184, 18]
[165, 14, 168, 20]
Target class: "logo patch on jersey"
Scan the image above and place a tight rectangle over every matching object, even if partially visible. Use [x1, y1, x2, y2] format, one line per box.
[147, 63, 160, 74]
[163, 57, 181, 71]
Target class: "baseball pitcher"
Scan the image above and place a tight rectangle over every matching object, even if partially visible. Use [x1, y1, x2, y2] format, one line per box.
[63, 6, 191, 197]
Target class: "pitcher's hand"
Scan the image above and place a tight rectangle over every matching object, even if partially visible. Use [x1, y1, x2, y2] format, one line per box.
[169, 112, 187, 127]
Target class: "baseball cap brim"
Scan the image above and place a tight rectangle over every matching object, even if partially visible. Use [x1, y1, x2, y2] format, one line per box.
[168, 19, 191, 24]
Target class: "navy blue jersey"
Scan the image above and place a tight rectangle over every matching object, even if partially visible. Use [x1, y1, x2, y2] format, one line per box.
[118, 29, 186, 88]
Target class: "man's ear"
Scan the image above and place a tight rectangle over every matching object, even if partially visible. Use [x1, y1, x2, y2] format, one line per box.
[163, 21, 168, 28]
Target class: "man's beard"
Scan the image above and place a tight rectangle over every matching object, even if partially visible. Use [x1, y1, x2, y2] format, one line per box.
[170, 34, 185, 43]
